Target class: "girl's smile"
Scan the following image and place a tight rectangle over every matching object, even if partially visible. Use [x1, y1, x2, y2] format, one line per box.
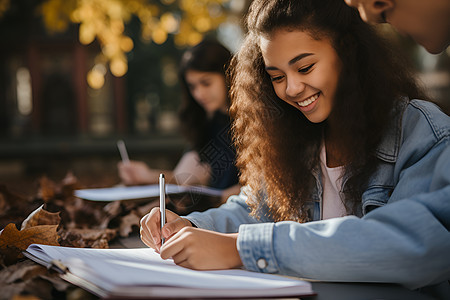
[260, 29, 342, 123]
[296, 92, 320, 112]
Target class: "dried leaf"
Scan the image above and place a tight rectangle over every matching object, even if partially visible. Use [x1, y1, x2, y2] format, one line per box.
[65, 287, 99, 300]
[0, 259, 46, 285]
[69, 199, 108, 228]
[98, 200, 123, 229]
[0, 185, 40, 229]
[136, 199, 160, 216]
[0, 184, 28, 207]
[0, 223, 59, 265]
[0, 192, 8, 213]
[21, 205, 61, 230]
[91, 238, 109, 249]
[119, 212, 140, 237]
[58, 228, 116, 248]
[38, 176, 56, 202]
[0, 259, 71, 299]
[5, 277, 55, 300]
[103, 201, 122, 218]
[60, 171, 81, 198]
[39, 273, 70, 292]
[11, 295, 42, 300]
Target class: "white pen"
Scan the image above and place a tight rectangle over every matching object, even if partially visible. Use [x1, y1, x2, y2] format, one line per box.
[159, 173, 166, 245]
[117, 140, 130, 164]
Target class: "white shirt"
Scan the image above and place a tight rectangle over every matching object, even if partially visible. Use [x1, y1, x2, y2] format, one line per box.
[320, 144, 347, 219]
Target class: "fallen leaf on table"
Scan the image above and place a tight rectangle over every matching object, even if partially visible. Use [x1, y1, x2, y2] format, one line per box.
[0, 185, 41, 230]
[21, 205, 61, 230]
[60, 171, 81, 198]
[98, 200, 122, 229]
[0, 192, 7, 212]
[0, 259, 71, 300]
[11, 296, 42, 300]
[0, 259, 46, 285]
[58, 228, 116, 248]
[38, 176, 56, 202]
[0, 223, 59, 265]
[119, 211, 141, 237]
[136, 199, 160, 216]
[120, 200, 160, 238]
[4, 277, 55, 300]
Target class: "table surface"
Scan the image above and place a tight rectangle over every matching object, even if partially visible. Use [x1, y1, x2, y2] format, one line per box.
[112, 235, 437, 300]
[309, 282, 435, 300]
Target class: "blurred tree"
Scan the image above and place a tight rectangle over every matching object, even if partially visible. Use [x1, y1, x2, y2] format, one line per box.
[0, 0, 241, 89]
[0, 0, 9, 17]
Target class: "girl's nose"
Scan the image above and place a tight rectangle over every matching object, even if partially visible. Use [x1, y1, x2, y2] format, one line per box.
[285, 77, 306, 98]
[193, 86, 205, 101]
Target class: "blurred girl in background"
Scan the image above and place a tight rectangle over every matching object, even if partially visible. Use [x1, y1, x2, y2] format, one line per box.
[118, 40, 240, 203]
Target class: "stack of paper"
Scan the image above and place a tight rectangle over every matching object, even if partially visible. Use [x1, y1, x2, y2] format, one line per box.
[24, 244, 314, 299]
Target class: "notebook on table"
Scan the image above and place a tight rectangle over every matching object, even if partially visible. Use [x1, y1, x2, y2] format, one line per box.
[24, 244, 315, 299]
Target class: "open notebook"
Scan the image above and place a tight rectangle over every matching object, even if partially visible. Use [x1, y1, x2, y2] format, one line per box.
[24, 244, 314, 299]
[74, 184, 223, 202]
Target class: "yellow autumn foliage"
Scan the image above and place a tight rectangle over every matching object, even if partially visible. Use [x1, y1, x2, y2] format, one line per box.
[0, 0, 10, 18]
[30, 0, 235, 86]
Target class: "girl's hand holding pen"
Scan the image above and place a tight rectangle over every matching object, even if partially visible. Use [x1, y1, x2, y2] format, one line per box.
[140, 208, 243, 270]
[160, 227, 242, 270]
[140, 207, 192, 251]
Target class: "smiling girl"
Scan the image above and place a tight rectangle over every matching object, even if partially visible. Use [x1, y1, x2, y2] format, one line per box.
[139, 0, 450, 293]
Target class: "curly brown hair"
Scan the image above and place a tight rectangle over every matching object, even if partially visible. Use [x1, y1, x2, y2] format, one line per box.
[229, 0, 426, 222]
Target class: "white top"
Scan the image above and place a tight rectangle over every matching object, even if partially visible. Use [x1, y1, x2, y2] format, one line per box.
[320, 144, 347, 219]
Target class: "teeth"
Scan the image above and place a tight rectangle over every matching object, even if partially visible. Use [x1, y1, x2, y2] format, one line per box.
[297, 93, 319, 107]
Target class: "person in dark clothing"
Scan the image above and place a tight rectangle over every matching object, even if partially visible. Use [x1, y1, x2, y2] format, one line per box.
[118, 40, 240, 203]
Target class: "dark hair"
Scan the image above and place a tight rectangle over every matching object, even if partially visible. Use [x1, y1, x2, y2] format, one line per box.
[178, 39, 232, 151]
[230, 0, 426, 222]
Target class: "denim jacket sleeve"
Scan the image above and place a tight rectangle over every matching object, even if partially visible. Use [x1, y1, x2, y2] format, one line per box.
[185, 186, 269, 233]
[187, 100, 450, 290]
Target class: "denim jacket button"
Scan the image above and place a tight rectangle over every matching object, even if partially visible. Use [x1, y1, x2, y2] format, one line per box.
[256, 258, 268, 269]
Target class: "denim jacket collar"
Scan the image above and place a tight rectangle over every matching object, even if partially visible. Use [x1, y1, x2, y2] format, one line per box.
[374, 98, 408, 163]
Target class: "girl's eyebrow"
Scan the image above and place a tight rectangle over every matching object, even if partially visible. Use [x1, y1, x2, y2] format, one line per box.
[265, 53, 314, 71]
[187, 74, 211, 84]
[288, 53, 313, 66]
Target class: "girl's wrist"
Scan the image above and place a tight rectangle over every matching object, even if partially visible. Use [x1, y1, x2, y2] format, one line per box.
[229, 233, 243, 268]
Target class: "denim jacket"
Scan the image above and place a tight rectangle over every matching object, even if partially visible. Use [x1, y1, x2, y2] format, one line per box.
[185, 99, 450, 290]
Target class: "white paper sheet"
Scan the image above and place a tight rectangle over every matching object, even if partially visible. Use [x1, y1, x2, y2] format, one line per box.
[74, 184, 223, 201]
[24, 244, 313, 298]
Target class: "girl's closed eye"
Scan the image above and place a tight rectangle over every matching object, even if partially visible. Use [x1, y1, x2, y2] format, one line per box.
[270, 75, 285, 82]
[201, 80, 212, 87]
[298, 63, 315, 74]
